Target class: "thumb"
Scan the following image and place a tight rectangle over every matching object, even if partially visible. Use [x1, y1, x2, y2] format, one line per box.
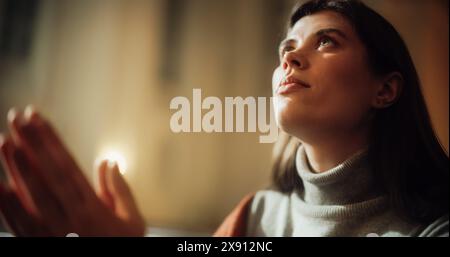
[106, 162, 145, 230]
[94, 159, 115, 210]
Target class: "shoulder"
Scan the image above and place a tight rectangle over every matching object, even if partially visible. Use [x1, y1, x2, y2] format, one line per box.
[213, 192, 256, 237]
[213, 188, 291, 237]
[246, 188, 293, 236]
[417, 214, 449, 237]
[250, 188, 291, 214]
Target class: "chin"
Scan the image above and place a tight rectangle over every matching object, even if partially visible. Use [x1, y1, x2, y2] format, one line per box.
[275, 108, 321, 142]
[275, 109, 303, 136]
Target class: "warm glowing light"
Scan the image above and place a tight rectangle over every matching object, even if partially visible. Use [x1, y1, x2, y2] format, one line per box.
[96, 149, 128, 175]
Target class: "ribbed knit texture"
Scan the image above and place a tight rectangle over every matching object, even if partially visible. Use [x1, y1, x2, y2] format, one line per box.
[245, 145, 449, 237]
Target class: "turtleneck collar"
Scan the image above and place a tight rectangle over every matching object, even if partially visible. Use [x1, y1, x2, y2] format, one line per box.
[295, 144, 383, 206]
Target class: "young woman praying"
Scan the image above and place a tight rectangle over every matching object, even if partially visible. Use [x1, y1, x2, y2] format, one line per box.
[0, 0, 448, 237]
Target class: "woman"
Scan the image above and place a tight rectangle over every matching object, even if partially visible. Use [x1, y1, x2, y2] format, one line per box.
[0, 0, 448, 237]
[215, 0, 449, 237]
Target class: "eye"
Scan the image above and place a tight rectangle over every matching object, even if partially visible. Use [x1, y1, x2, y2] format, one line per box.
[318, 36, 336, 48]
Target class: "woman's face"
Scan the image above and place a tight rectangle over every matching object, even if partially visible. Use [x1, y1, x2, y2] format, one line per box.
[273, 11, 380, 143]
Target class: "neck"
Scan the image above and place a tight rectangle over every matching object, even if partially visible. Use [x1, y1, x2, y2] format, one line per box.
[302, 130, 370, 173]
[296, 144, 383, 206]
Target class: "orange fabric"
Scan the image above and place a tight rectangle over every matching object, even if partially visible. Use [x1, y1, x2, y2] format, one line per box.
[213, 193, 255, 237]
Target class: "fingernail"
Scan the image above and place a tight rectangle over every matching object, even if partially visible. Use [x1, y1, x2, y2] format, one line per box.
[24, 105, 37, 122]
[110, 162, 122, 175]
[107, 160, 116, 170]
[7, 108, 17, 124]
[94, 158, 108, 171]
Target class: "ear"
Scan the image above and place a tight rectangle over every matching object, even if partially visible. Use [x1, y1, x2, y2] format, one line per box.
[372, 72, 403, 109]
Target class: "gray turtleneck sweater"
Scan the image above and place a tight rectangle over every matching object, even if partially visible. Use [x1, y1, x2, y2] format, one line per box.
[246, 145, 449, 237]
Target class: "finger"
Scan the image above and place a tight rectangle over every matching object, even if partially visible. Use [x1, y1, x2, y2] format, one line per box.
[26, 106, 98, 203]
[0, 134, 36, 214]
[23, 106, 94, 193]
[107, 163, 145, 235]
[1, 134, 71, 236]
[7, 107, 94, 210]
[5, 112, 66, 219]
[94, 159, 115, 210]
[107, 163, 142, 221]
[7, 108, 71, 194]
[0, 182, 46, 236]
[9, 144, 66, 224]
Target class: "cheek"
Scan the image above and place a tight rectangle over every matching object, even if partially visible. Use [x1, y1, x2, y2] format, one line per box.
[313, 54, 375, 126]
[317, 53, 368, 89]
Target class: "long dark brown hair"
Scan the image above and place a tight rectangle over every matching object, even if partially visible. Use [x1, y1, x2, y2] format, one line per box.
[272, 0, 449, 224]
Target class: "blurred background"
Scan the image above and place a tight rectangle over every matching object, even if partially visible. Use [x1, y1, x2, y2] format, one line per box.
[0, 0, 448, 235]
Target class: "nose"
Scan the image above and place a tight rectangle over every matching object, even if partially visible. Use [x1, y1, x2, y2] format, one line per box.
[282, 50, 307, 71]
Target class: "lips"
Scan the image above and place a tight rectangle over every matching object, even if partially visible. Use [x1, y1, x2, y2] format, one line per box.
[277, 76, 311, 95]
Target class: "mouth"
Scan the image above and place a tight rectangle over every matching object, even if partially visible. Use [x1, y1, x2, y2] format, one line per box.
[276, 76, 311, 95]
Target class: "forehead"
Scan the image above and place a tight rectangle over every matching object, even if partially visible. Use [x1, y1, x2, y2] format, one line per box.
[287, 10, 354, 39]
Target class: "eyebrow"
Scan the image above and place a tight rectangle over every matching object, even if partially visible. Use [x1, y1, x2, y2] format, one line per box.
[279, 27, 348, 48]
[315, 28, 347, 39]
